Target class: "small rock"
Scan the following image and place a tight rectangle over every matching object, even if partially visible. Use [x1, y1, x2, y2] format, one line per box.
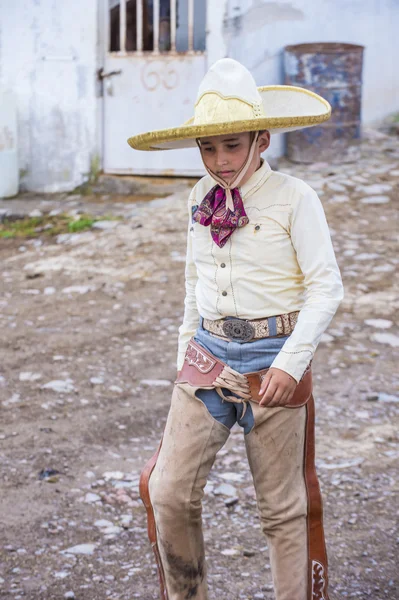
[61, 543, 97, 556]
[360, 195, 390, 204]
[2, 393, 20, 407]
[109, 385, 123, 393]
[364, 319, 392, 329]
[44, 287, 56, 295]
[327, 182, 346, 192]
[102, 525, 123, 535]
[62, 285, 93, 295]
[64, 593, 75, 599]
[113, 480, 136, 489]
[41, 379, 75, 393]
[355, 410, 369, 419]
[371, 333, 399, 347]
[84, 492, 101, 504]
[103, 471, 125, 481]
[378, 393, 399, 404]
[94, 519, 114, 528]
[373, 264, 395, 273]
[219, 472, 243, 482]
[90, 377, 104, 385]
[204, 481, 214, 494]
[243, 549, 256, 557]
[56, 233, 72, 244]
[330, 194, 349, 203]
[19, 372, 42, 382]
[360, 183, 392, 194]
[213, 483, 237, 497]
[221, 548, 240, 556]
[120, 514, 133, 528]
[29, 209, 43, 217]
[20, 288, 40, 294]
[92, 220, 119, 230]
[0, 208, 10, 221]
[355, 253, 380, 260]
[54, 571, 70, 579]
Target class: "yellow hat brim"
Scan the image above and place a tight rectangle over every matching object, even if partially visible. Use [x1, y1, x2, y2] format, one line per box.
[127, 86, 331, 151]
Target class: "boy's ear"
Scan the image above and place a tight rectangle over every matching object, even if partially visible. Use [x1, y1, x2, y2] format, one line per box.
[258, 130, 271, 153]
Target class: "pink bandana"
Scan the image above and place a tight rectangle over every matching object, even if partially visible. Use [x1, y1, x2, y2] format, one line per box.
[193, 185, 249, 248]
[194, 132, 259, 248]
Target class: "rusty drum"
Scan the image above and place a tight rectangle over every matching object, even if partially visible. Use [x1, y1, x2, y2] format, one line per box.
[284, 42, 364, 163]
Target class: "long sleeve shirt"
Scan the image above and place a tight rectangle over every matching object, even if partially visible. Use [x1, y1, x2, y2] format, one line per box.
[177, 159, 344, 383]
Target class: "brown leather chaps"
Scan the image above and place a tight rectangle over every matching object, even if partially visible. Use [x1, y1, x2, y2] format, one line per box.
[139, 340, 329, 600]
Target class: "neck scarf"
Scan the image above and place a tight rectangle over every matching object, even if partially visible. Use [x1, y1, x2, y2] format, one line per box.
[193, 132, 259, 248]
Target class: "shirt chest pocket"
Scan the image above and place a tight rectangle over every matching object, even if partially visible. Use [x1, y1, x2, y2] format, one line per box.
[190, 222, 212, 262]
[236, 213, 292, 265]
[248, 214, 290, 241]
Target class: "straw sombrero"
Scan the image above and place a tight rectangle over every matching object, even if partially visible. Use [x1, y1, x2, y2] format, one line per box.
[127, 58, 331, 151]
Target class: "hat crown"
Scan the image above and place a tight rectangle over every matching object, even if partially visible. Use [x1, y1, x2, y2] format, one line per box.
[193, 58, 265, 126]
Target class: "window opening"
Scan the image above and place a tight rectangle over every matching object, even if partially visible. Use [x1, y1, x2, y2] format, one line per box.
[109, 0, 206, 54]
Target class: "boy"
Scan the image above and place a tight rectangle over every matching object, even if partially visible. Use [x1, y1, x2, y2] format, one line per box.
[128, 58, 343, 600]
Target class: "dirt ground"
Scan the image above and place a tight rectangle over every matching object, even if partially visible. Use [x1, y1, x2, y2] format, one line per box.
[0, 130, 398, 600]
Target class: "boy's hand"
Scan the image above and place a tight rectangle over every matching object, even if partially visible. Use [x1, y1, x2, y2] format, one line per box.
[258, 367, 297, 407]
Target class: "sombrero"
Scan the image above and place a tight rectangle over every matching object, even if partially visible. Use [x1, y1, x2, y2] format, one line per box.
[127, 58, 331, 152]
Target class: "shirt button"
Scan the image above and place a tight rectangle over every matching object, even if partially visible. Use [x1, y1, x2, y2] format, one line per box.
[222, 291, 227, 296]
[220, 263, 226, 268]
[255, 225, 260, 231]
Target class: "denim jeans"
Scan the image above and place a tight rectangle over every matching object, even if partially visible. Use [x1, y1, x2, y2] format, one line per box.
[193, 317, 290, 434]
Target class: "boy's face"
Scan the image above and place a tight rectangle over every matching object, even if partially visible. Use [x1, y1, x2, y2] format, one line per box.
[198, 131, 270, 186]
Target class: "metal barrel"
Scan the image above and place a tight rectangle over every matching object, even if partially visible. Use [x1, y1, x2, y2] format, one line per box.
[284, 42, 364, 163]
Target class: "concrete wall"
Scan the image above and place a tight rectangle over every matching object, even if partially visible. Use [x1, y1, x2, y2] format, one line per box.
[208, 0, 399, 158]
[0, 0, 99, 193]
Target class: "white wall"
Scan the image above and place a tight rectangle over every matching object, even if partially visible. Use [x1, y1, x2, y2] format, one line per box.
[0, 0, 99, 193]
[208, 0, 399, 159]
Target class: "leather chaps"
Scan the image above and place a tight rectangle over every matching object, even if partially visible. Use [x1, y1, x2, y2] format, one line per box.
[139, 339, 329, 600]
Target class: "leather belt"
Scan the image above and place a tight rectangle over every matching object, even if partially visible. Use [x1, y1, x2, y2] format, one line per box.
[202, 311, 299, 342]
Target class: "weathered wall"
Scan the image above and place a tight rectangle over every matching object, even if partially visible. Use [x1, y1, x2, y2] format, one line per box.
[0, 1, 398, 191]
[208, 0, 399, 158]
[0, 0, 99, 193]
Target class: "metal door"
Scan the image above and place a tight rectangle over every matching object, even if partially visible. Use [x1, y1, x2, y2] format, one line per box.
[102, 0, 207, 175]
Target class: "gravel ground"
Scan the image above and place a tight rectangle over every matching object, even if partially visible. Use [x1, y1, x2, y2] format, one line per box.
[0, 130, 398, 600]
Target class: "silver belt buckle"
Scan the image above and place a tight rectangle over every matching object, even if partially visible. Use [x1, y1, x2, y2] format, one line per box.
[222, 319, 255, 342]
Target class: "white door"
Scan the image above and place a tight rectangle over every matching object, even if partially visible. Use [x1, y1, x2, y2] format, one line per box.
[102, 0, 207, 175]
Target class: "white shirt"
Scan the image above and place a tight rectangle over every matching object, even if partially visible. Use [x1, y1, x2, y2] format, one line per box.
[177, 159, 344, 383]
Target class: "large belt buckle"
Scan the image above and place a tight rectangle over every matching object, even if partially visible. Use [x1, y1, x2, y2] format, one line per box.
[222, 318, 255, 342]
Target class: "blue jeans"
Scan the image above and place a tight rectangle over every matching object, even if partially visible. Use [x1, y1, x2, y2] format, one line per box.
[193, 317, 290, 434]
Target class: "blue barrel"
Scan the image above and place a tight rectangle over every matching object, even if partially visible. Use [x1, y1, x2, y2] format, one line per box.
[284, 42, 364, 163]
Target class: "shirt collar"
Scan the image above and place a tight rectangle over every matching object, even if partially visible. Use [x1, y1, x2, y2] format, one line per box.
[240, 158, 272, 198]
